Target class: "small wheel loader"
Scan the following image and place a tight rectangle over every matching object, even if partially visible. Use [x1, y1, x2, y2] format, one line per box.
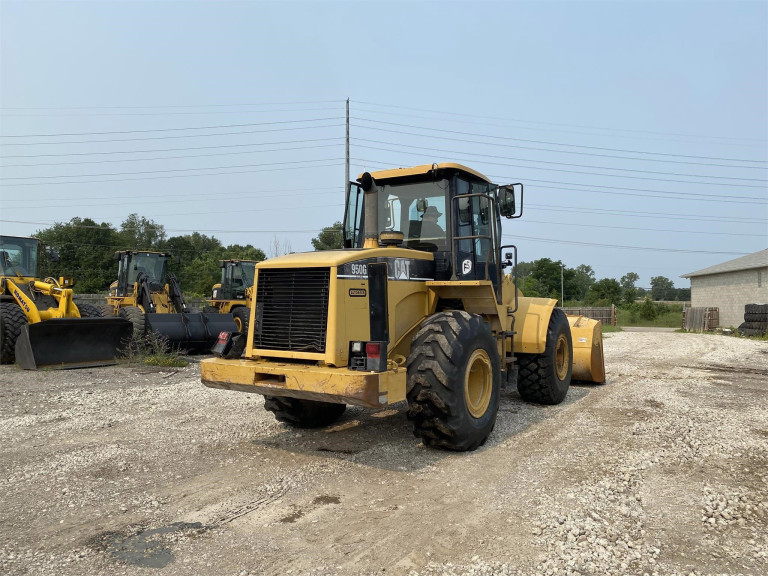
[0, 235, 132, 370]
[204, 259, 259, 335]
[105, 250, 237, 352]
[201, 163, 605, 451]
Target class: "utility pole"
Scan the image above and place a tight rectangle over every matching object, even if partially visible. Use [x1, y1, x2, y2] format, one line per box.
[345, 98, 350, 199]
[561, 264, 564, 305]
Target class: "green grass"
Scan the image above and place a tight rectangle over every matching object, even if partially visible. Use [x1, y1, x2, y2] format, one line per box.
[121, 331, 189, 368]
[601, 324, 623, 333]
[616, 306, 682, 328]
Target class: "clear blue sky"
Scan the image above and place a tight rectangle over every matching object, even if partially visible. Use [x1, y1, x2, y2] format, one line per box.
[1, 0, 766, 288]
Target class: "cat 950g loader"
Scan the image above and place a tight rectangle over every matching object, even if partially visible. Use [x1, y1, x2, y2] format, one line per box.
[201, 163, 605, 451]
[0, 235, 131, 370]
[105, 250, 237, 351]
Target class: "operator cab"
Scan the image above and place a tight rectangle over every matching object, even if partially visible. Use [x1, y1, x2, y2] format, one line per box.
[342, 163, 522, 295]
[217, 260, 257, 300]
[0, 235, 39, 278]
[114, 251, 171, 296]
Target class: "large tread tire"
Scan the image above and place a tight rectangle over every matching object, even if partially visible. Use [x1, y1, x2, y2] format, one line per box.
[118, 305, 146, 341]
[406, 310, 501, 452]
[202, 305, 219, 314]
[517, 308, 573, 405]
[744, 321, 768, 331]
[264, 396, 346, 428]
[231, 306, 250, 335]
[0, 303, 28, 364]
[101, 304, 116, 317]
[77, 303, 103, 318]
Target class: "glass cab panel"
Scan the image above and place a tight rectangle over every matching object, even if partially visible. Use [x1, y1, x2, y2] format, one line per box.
[0, 236, 39, 277]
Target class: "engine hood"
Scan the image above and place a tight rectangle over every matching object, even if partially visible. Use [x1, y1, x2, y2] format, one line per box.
[255, 247, 434, 269]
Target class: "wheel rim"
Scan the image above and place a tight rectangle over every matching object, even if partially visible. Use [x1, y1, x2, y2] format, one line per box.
[233, 316, 243, 332]
[555, 333, 570, 380]
[464, 349, 493, 418]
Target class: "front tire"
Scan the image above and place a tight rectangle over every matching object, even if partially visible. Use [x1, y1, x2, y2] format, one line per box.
[264, 396, 346, 428]
[0, 303, 27, 364]
[231, 306, 250, 334]
[118, 305, 146, 341]
[517, 308, 572, 405]
[406, 310, 501, 451]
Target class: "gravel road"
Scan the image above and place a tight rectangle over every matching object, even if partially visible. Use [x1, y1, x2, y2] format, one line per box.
[0, 332, 766, 576]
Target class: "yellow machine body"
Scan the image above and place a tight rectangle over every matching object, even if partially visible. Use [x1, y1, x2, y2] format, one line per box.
[200, 163, 606, 449]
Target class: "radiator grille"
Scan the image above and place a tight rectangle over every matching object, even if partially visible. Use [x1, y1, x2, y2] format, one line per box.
[254, 268, 330, 353]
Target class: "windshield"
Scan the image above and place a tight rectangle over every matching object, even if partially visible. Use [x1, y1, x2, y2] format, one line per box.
[127, 253, 168, 284]
[0, 236, 39, 277]
[344, 179, 450, 249]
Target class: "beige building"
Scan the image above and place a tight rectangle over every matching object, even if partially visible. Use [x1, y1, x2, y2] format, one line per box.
[682, 249, 768, 328]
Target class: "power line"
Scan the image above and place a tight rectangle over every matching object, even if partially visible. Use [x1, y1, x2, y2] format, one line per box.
[354, 108, 766, 148]
[352, 138, 768, 183]
[0, 99, 342, 111]
[0, 159, 346, 186]
[0, 106, 342, 118]
[351, 124, 767, 170]
[526, 203, 766, 224]
[352, 158, 768, 203]
[0, 141, 344, 168]
[510, 234, 751, 256]
[0, 121, 344, 146]
[0, 137, 342, 160]
[352, 118, 768, 164]
[354, 100, 768, 144]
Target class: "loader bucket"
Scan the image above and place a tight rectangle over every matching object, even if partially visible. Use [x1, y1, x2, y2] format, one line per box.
[146, 312, 238, 352]
[567, 315, 606, 383]
[15, 317, 133, 370]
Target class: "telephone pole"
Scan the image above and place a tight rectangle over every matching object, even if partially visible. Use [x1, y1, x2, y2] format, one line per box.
[561, 264, 564, 305]
[345, 98, 350, 199]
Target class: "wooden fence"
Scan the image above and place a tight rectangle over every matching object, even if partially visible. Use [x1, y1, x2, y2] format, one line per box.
[682, 307, 719, 332]
[560, 305, 616, 326]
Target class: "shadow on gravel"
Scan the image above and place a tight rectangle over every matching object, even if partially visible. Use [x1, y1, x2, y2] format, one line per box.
[250, 385, 593, 472]
[90, 522, 210, 568]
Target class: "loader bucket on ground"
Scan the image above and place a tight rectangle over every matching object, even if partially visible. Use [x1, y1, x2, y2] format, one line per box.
[146, 312, 238, 352]
[567, 315, 606, 383]
[15, 317, 133, 370]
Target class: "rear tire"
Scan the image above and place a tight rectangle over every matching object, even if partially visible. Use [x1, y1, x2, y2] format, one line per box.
[77, 303, 103, 318]
[231, 306, 250, 334]
[406, 310, 501, 451]
[517, 308, 573, 405]
[101, 304, 115, 317]
[202, 305, 219, 314]
[0, 303, 27, 364]
[264, 396, 346, 428]
[118, 306, 146, 341]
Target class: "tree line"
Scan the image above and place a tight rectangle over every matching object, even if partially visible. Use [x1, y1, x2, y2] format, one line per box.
[33, 214, 266, 295]
[27, 216, 689, 303]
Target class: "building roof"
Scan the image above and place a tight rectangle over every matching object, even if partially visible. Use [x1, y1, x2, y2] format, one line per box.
[682, 248, 768, 278]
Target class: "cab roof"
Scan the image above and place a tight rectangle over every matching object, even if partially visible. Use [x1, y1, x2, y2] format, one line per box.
[359, 162, 492, 185]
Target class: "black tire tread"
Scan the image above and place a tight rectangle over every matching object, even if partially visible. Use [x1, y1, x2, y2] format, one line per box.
[231, 306, 250, 335]
[516, 308, 573, 405]
[0, 303, 28, 364]
[202, 305, 219, 314]
[118, 305, 146, 341]
[264, 396, 346, 428]
[405, 310, 500, 451]
[77, 303, 104, 318]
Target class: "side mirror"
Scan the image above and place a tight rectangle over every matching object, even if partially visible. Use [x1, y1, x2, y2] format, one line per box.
[416, 198, 428, 213]
[498, 184, 523, 219]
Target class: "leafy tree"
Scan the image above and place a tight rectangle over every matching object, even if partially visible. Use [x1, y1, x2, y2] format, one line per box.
[35, 217, 120, 292]
[620, 272, 640, 304]
[119, 213, 166, 250]
[530, 258, 566, 300]
[650, 276, 675, 301]
[570, 264, 595, 301]
[585, 278, 622, 306]
[223, 244, 266, 262]
[312, 222, 344, 251]
[515, 261, 535, 279]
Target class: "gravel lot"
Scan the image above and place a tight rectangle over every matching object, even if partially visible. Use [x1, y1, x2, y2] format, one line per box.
[1, 331, 766, 576]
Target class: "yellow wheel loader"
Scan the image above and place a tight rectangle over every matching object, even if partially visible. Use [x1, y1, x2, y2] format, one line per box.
[201, 163, 605, 451]
[204, 259, 259, 335]
[106, 250, 237, 352]
[0, 235, 132, 370]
